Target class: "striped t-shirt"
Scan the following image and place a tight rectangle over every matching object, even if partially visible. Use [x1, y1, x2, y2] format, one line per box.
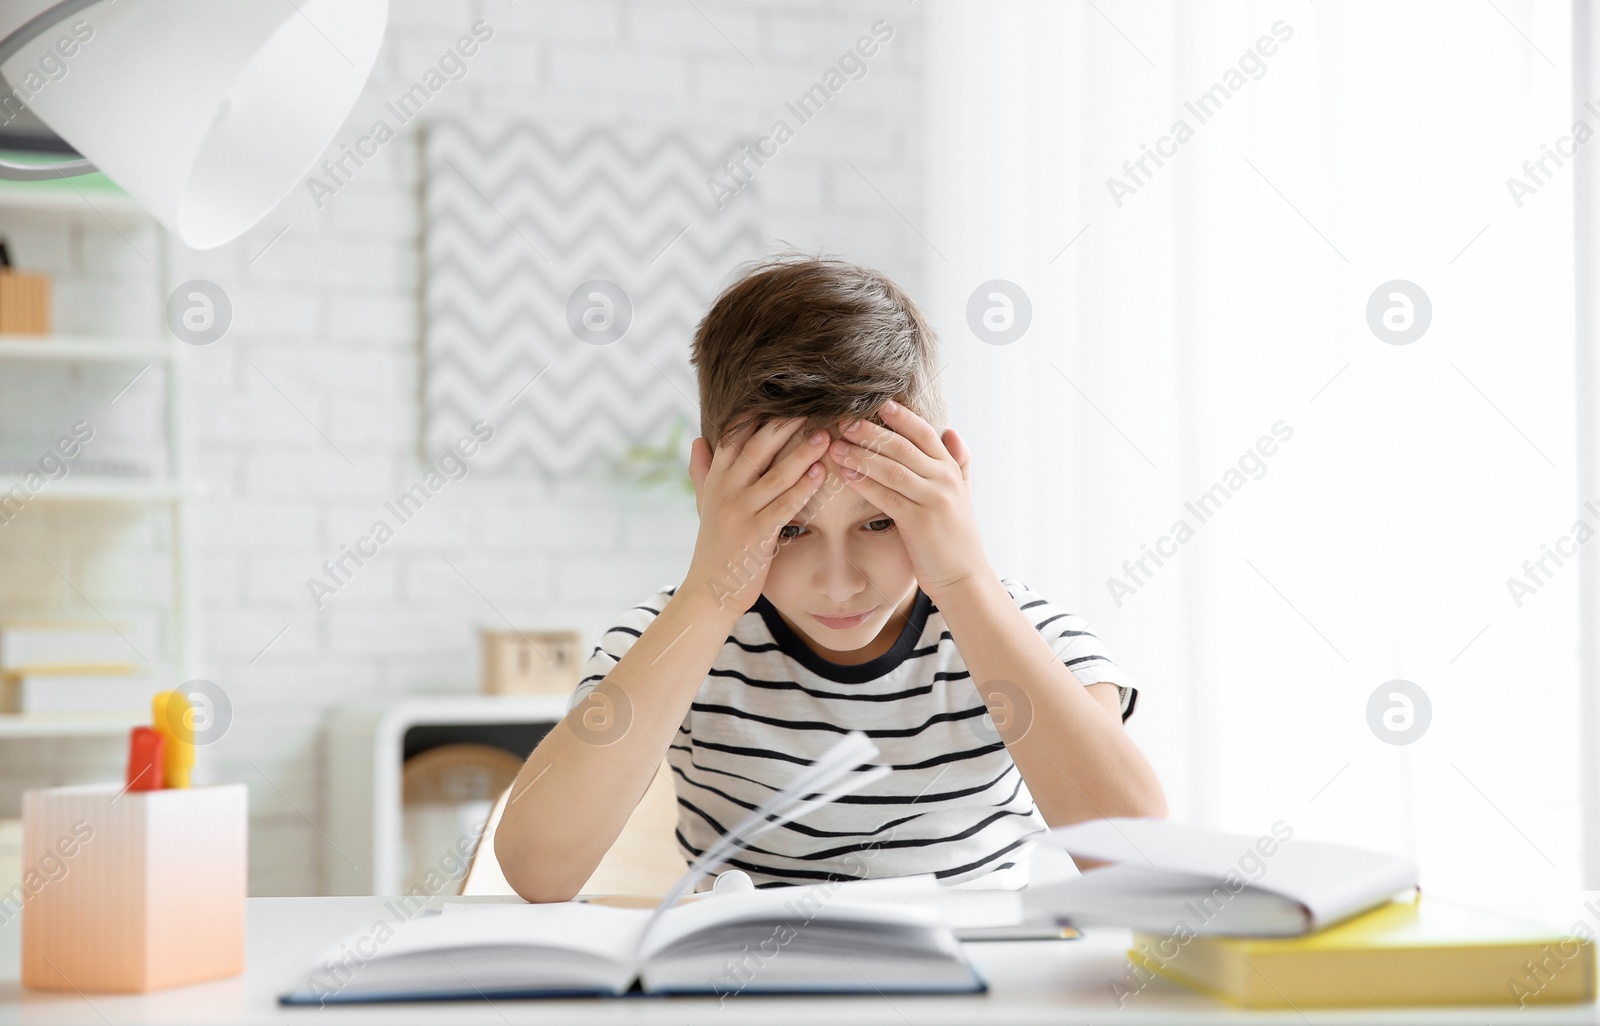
[569, 576, 1139, 890]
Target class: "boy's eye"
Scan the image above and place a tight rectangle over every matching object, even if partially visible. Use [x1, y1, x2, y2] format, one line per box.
[777, 519, 894, 540]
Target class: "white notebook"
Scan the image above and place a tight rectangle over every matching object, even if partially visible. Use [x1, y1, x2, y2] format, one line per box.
[280, 732, 987, 1004]
[1023, 818, 1420, 937]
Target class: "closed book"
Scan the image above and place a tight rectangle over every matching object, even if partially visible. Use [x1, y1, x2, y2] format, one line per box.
[1026, 818, 1419, 936]
[1, 675, 158, 713]
[1125, 895, 1596, 1008]
[0, 622, 150, 675]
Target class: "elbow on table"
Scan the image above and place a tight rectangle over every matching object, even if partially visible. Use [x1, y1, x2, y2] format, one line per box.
[493, 824, 585, 904]
[509, 876, 582, 905]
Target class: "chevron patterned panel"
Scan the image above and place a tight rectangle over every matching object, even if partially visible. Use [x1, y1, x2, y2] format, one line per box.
[422, 117, 763, 478]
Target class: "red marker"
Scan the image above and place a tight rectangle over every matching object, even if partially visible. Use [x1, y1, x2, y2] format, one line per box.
[125, 726, 165, 792]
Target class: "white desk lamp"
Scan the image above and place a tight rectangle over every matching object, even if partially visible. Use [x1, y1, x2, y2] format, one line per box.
[0, 0, 387, 249]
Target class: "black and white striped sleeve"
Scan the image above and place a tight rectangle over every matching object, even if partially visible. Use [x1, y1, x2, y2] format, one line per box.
[1002, 577, 1139, 722]
[568, 584, 680, 712]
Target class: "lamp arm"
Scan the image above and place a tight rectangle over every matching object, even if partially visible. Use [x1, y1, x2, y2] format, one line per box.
[0, 0, 106, 180]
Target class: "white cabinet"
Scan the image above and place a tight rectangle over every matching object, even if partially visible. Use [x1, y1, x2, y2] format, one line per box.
[322, 697, 568, 895]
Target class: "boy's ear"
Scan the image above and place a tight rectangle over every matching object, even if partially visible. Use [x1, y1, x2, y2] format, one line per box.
[689, 437, 712, 511]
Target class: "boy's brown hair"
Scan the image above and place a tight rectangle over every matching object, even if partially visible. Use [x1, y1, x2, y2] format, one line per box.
[690, 254, 948, 451]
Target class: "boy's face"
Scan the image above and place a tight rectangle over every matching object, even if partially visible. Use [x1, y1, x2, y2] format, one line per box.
[760, 423, 921, 663]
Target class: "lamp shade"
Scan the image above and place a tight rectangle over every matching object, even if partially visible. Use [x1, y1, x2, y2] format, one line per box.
[1, 0, 387, 249]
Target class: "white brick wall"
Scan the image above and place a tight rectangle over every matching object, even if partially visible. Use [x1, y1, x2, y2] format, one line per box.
[0, 0, 927, 895]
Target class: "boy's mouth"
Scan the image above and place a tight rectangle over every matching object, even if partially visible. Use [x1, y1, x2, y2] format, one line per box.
[810, 605, 878, 630]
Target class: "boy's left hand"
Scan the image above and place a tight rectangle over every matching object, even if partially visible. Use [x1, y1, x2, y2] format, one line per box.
[829, 399, 992, 601]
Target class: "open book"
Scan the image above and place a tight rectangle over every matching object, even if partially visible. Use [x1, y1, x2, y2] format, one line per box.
[1023, 817, 1420, 937]
[280, 732, 986, 1004]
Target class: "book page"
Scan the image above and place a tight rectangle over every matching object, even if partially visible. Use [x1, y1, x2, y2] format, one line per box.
[387, 902, 651, 965]
[638, 887, 940, 963]
[785, 874, 1024, 928]
[283, 903, 652, 1001]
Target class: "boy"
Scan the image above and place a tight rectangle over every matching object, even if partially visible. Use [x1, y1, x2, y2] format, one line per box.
[496, 256, 1166, 902]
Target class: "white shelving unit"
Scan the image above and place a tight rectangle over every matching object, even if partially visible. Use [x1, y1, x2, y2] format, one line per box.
[0, 187, 145, 217]
[0, 711, 147, 738]
[0, 181, 195, 735]
[323, 697, 570, 895]
[0, 333, 176, 361]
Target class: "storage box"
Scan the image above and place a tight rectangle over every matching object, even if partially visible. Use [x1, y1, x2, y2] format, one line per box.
[19, 783, 247, 993]
[2, 674, 159, 713]
[481, 628, 581, 695]
[0, 269, 50, 334]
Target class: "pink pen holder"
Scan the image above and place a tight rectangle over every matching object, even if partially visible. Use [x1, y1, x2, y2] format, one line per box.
[19, 782, 247, 993]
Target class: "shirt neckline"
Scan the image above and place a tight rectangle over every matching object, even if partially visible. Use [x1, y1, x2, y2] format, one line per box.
[750, 588, 934, 683]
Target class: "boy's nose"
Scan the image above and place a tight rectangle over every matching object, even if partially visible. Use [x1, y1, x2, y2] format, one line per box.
[815, 548, 869, 596]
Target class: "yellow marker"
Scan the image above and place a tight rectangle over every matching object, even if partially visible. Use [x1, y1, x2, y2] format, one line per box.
[151, 690, 195, 788]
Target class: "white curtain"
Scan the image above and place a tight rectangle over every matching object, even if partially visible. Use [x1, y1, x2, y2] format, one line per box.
[924, 0, 1579, 905]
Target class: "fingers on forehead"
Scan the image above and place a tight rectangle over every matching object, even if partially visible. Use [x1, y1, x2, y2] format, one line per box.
[773, 421, 817, 456]
[718, 416, 773, 455]
[734, 414, 887, 462]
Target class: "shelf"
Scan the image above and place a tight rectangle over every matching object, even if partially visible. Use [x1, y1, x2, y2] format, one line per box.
[0, 477, 192, 501]
[0, 711, 144, 738]
[0, 181, 145, 218]
[0, 335, 176, 362]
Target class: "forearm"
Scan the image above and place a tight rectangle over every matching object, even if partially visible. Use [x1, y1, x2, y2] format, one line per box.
[495, 582, 736, 902]
[935, 573, 1167, 826]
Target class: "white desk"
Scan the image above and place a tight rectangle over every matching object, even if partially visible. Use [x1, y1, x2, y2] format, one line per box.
[1, 896, 1595, 1024]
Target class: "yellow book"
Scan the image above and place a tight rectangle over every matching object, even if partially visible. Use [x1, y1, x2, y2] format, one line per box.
[1126, 894, 1596, 1009]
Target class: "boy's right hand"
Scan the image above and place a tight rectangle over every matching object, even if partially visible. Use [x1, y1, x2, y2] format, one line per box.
[685, 416, 831, 616]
